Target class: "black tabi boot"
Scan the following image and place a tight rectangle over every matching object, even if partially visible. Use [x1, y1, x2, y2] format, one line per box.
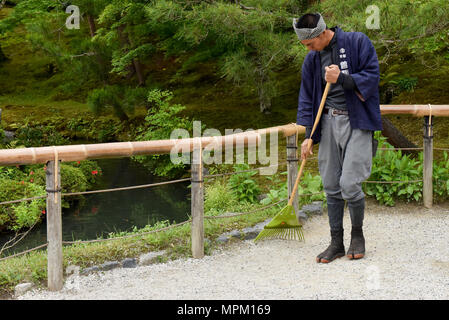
[347, 198, 366, 259]
[347, 227, 365, 259]
[316, 228, 345, 263]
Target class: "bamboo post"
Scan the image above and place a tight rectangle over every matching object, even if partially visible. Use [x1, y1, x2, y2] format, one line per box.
[286, 133, 304, 220]
[423, 115, 433, 208]
[191, 140, 204, 258]
[45, 160, 63, 291]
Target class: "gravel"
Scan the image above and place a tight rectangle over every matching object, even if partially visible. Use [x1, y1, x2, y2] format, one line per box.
[16, 200, 449, 300]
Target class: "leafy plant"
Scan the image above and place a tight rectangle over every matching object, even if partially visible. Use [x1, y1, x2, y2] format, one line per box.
[364, 132, 422, 206]
[260, 170, 325, 206]
[433, 151, 449, 200]
[13, 122, 69, 147]
[204, 179, 238, 214]
[297, 172, 326, 205]
[227, 164, 260, 203]
[0, 178, 46, 231]
[396, 77, 418, 92]
[133, 89, 195, 178]
[260, 181, 288, 206]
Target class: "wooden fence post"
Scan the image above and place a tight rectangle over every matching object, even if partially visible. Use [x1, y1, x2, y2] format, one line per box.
[423, 116, 433, 208]
[286, 134, 306, 220]
[191, 143, 204, 258]
[45, 160, 63, 291]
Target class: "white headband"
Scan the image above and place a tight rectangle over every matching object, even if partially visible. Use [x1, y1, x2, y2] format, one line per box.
[293, 13, 326, 41]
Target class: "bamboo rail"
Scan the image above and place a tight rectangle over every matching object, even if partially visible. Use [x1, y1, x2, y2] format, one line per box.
[0, 124, 302, 166]
[379, 104, 449, 117]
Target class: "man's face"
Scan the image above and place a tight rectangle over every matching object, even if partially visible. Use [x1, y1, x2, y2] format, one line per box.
[300, 32, 327, 51]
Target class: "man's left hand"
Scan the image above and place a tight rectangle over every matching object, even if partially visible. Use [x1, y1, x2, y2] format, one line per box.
[325, 64, 340, 84]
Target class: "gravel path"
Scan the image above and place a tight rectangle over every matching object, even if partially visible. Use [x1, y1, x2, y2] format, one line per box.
[17, 200, 449, 300]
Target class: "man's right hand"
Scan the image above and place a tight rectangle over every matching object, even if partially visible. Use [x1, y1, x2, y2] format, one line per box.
[300, 138, 313, 160]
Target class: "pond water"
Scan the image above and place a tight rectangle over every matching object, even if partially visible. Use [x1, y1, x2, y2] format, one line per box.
[0, 157, 191, 257]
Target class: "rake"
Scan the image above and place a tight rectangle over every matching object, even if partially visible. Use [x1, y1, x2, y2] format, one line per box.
[254, 82, 331, 242]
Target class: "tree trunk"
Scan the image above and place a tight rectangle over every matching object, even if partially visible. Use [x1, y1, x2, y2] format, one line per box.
[0, 45, 7, 63]
[257, 68, 272, 114]
[258, 87, 272, 114]
[132, 59, 145, 87]
[112, 102, 129, 121]
[87, 14, 97, 38]
[381, 116, 419, 155]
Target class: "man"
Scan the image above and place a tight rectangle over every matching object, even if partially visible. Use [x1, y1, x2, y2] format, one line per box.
[293, 13, 382, 263]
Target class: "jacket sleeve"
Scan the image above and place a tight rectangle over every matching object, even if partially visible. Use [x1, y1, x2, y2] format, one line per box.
[297, 55, 314, 129]
[350, 33, 380, 101]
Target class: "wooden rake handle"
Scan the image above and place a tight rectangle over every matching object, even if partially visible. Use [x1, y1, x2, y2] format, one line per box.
[288, 82, 331, 206]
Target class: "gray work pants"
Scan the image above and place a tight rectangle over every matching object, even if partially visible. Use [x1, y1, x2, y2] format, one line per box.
[318, 110, 373, 203]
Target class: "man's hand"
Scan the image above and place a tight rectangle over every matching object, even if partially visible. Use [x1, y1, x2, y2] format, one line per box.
[325, 64, 340, 84]
[301, 139, 313, 160]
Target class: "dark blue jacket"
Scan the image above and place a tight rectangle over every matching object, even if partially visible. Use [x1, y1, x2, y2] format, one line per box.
[296, 26, 382, 143]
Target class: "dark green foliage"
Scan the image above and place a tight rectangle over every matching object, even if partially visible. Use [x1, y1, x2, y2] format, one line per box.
[227, 164, 261, 203]
[364, 132, 449, 206]
[364, 132, 423, 206]
[87, 85, 130, 121]
[13, 124, 69, 148]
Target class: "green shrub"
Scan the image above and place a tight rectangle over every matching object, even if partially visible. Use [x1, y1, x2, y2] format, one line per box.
[68, 160, 103, 186]
[30, 163, 89, 210]
[133, 89, 195, 178]
[204, 179, 238, 213]
[364, 133, 422, 206]
[0, 178, 46, 231]
[433, 151, 449, 200]
[32, 163, 89, 194]
[297, 172, 326, 205]
[396, 77, 418, 92]
[260, 171, 325, 206]
[13, 122, 69, 147]
[0, 165, 27, 181]
[0, 161, 102, 231]
[227, 164, 260, 203]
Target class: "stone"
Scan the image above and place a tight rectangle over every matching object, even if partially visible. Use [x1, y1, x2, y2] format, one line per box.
[100, 261, 120, 271]
[121, 258, 137, 268]
[241, 226, 259, 240]
[301, 201, 324, 216]
[229, 229, 242, 239]
[139, 250, 166, 266]
[14, 283, 33, 296]
[80, 266, 100, 276]
[255, 218, 272, 229]
[216, 234, 229, 244]
[215, 218, 273, 242]
[66, 265, 80, 276]
[242, 218, 273, 240]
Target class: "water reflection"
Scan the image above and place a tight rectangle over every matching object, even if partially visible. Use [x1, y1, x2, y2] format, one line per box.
[0, 158, 190, 257]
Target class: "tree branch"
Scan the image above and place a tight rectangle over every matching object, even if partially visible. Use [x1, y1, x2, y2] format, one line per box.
[235, 1, 255, 10]
[0, 221, 38, 256]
